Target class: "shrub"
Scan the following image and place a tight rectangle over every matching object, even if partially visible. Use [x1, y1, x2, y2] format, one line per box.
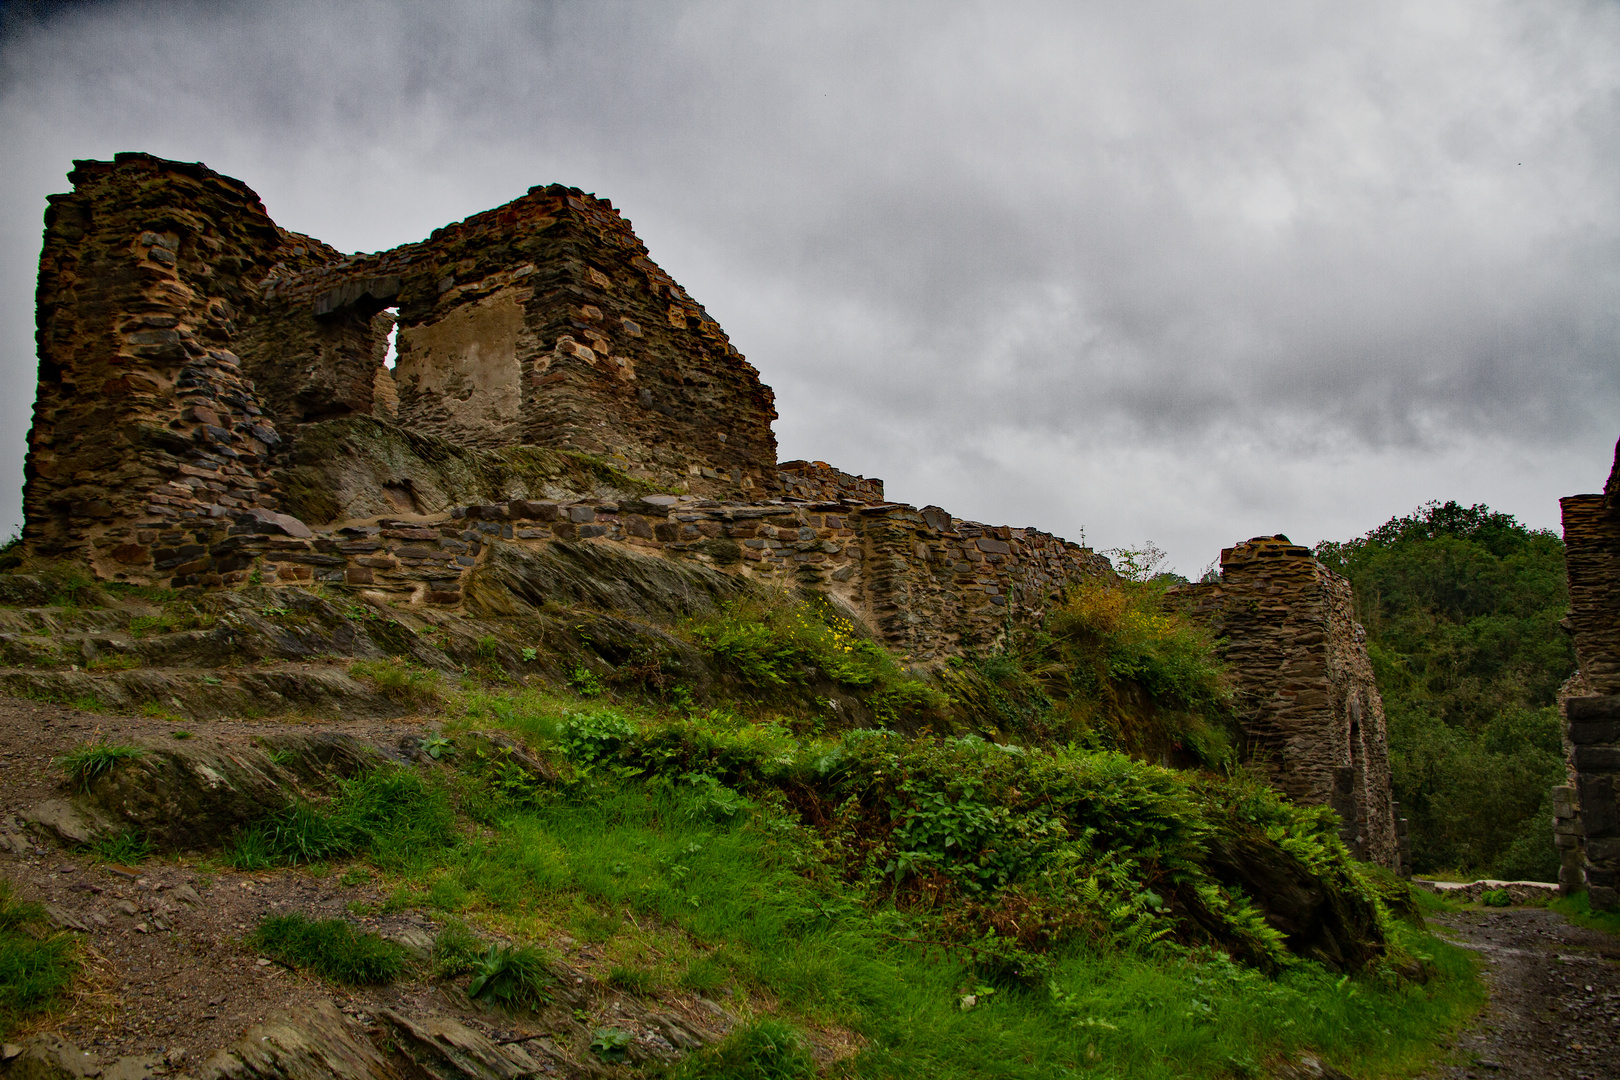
[1480, 888, 1512, 908]
[56, 740, 145, 792]
[689, 594, 890, 689]
[249, 914, 407, 984]
[686, 593, 947, 730]
[556, 709, 636, 767]
[466, 943, 553, 1010]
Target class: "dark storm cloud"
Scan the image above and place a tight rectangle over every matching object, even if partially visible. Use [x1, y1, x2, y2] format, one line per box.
[2, 0, 1617, 569]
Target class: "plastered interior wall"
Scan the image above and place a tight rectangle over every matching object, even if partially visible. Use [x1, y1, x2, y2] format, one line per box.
[394, 286, 529, 448]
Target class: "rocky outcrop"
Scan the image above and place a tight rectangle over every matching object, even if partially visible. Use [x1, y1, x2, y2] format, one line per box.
[21, 730, 390, 851]
[1175, 537, 1401, 871]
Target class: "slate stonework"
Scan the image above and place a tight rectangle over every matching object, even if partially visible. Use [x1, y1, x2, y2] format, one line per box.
[1175, 537, 1400, 871]
[1559, 437, 1620, 909]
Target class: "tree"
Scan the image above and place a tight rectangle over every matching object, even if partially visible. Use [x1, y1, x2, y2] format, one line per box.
[1316, 502, 1573, 878]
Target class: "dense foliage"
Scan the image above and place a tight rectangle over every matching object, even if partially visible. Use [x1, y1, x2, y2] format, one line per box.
[1315, 501, 1574, 878]
[944, 578, 1240, 770]
[685, 594, 949, 729]
[434, 695, 1477, 1077]
[444, 700, 1387, 978]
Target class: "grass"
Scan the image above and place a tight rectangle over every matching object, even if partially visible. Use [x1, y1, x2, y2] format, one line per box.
[607, 963, 655, 995]
[329, 761, 1480, 1079]
[0, 879, 78, 1037]
[1549, 891, 1620, 936]
[96, 617, 1480, 1077]
[349, 657, 443, 709]
[249, 914, 407, 985]
[55, 739, 145, 792]
[85, 652, 141, 672]
[89, 830, 152, 865]
[671, 1019, 817, 1080]
[223, 767, 455, 870]
[431, 919, 484, 978]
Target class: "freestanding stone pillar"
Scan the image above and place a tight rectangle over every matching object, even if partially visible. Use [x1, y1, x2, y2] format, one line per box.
[1560, 437, 1620, 910]
[1175, 536, 1401, 871]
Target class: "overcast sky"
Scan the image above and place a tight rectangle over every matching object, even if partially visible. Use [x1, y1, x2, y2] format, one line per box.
[2, 0, 1617, 574]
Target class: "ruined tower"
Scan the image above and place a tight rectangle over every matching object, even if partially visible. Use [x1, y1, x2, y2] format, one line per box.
[1559, 438, 1620, 909]
[1176, 536, 1402, 870]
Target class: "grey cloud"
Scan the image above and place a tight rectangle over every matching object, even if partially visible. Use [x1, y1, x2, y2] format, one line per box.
[1, 0, 1617, 571]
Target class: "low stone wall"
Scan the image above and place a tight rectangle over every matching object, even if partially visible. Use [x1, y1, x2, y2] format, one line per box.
[175, 493, 1107, 663]
[1174, 536, 1400, 870]
[1411, 879, 1559, 905]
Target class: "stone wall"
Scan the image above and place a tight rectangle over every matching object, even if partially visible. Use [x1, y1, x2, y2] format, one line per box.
[24, 155, 784, 589]
[1174, 536, 1400, 870]
[261, 183, 780, 495]
[148, 485, 1107, 665]
[23, 154, 316, 581]
[1559, 437, 1620, 909]
[852, 505, 1112, 662]
[778, 460, 884, 503]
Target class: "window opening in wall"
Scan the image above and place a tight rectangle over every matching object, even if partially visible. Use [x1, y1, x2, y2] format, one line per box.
[383, 306, 400, 370]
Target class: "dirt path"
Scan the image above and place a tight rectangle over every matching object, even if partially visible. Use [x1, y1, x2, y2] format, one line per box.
[1419, 906, 1620, 1080]
[0, 696, 440, 1063]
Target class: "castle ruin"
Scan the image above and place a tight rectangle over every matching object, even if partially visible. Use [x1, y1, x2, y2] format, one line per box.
[21, 153, 1401, 867]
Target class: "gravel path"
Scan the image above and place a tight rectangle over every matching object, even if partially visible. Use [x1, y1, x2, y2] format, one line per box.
[1420, 906, 1620, 1080]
